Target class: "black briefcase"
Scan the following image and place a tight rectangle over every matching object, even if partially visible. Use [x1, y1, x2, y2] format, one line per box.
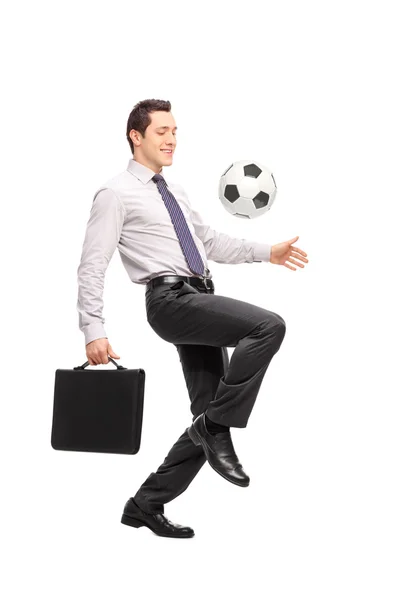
[51, 358, 145, 454]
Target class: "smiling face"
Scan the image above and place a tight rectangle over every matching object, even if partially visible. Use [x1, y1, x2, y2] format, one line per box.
[129, 110, 177, 173]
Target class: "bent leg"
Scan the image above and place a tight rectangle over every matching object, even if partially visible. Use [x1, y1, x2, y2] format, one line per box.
[150, 286, 287, 427]
[207, 318, 286, 427]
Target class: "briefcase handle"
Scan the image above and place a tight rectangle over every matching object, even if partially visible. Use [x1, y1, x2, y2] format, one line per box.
[74, 357, 127, 370]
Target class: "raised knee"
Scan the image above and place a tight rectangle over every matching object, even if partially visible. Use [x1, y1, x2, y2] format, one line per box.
[269, 315, 286, 344]
[257, 315, 285, 338]
[275, 319, 286, 341]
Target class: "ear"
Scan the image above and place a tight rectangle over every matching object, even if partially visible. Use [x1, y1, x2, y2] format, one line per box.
[129, 129, 139, 146]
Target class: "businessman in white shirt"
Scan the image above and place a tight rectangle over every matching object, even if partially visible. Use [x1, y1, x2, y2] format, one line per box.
[77, 98, 308, 538]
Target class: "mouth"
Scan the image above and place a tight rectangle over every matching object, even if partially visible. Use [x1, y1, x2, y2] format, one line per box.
[161, 149, 173, 155]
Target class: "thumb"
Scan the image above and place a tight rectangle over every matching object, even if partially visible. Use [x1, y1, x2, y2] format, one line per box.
[107, 346, 120, 359]
[289, 236, 299, 244]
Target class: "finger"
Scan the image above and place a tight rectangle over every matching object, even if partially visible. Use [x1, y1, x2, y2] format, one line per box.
[288, 257, 304, 268]
[290, 254, 307, 265]
[291, 246, 307, 257]
[291, 251, 308, 262]
[285, 262, 296, 271]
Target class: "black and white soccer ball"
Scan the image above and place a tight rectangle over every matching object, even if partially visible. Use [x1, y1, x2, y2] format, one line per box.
[218, 160, 277, 219]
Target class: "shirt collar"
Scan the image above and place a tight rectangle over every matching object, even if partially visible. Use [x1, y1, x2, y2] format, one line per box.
[126, 157, 168, 185]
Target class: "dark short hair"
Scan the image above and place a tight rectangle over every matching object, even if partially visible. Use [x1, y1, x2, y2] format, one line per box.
[126, 99, 171, 155]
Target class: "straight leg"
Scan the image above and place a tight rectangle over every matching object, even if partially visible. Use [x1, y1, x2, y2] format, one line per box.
[133, 344, 229, 514]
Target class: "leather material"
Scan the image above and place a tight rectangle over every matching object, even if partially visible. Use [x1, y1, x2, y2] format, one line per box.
[121, 498, 195, 538]
[146, 274, 214, 293]
[187, 413, 250, 487]
[51, 365, 145, 454]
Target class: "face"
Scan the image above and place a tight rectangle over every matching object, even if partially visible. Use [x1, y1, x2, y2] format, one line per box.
[129, 110, 177, 173]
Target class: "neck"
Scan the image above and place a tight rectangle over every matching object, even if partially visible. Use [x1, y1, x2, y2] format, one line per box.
[133, 155, 162, 174]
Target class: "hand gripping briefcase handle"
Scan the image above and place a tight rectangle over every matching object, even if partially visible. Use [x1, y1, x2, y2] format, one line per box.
[73, 357, 128, 370]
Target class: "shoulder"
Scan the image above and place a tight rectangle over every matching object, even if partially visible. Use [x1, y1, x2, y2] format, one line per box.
[92, 169, 140, 213]
[95, 169, 135, 197]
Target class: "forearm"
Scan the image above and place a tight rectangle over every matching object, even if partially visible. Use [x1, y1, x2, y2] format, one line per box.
[77, 262, 108, 345]
[204, 232, 271, 264]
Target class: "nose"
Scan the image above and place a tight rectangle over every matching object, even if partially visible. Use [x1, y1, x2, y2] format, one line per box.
[167, 132, 176, 145]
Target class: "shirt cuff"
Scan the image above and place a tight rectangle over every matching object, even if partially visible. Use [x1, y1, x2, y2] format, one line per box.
[83, 323, 108, 346]
[252, 242, 272, 263]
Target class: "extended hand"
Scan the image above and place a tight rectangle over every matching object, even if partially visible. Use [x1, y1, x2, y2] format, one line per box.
[270, 236, 308, 270]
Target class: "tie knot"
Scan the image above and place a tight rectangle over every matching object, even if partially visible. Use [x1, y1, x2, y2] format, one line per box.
[152, 173, 165, 184]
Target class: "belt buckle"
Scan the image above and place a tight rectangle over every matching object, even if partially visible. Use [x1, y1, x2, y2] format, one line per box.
[200, 268, 212, 291]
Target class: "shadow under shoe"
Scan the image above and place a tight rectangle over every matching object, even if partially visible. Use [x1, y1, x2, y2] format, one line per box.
[187, 412, 250, 487]
[121, 498, 195, 538]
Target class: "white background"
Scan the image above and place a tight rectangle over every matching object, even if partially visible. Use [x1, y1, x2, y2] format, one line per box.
[1, 1, 399, 598]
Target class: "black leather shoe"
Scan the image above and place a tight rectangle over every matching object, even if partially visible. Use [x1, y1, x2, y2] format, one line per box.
[121, 498, 194, 538]
[187, 412, 250, 487]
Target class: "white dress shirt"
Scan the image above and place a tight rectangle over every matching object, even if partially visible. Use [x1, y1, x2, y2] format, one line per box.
[77, 158, 272, 345]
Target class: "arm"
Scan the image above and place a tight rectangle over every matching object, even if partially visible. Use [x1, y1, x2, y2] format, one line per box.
[188, 200, 271, 264]
[76, 187, 125, 346]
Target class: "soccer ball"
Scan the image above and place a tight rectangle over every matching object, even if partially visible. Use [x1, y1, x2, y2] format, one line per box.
[218, 159, 277, 219]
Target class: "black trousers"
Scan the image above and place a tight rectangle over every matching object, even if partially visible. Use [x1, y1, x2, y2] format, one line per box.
[133, 278, 286, 514]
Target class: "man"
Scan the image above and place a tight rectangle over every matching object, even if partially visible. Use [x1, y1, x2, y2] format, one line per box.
[77, 98, 309, 539]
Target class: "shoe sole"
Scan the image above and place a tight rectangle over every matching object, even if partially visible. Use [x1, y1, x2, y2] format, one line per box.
[121, 513, 194, 538]
[187, 425, 249, 488]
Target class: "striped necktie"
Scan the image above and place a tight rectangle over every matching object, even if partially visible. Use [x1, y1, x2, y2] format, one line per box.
[152, 173, 206, 277]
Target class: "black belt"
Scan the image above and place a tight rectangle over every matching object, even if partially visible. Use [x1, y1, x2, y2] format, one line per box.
[146, 275, 215, 293]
